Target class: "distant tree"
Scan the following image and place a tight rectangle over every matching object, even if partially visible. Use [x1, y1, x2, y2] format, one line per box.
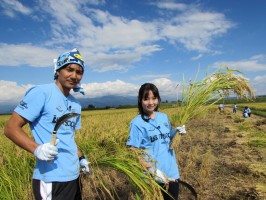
[87, 104, 95, 110]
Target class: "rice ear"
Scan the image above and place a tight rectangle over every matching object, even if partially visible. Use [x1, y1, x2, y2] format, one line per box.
[171, 66, 255, 149]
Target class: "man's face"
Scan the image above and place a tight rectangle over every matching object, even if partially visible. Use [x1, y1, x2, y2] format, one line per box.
[56, 63, 84, 90]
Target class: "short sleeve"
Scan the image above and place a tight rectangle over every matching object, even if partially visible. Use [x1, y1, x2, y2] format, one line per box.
[166, 116, 176, 138]
[14, 86, 45, 122]
[126, 123, 143, 148]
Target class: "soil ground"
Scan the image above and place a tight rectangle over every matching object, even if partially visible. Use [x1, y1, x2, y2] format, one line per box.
[177, 108, 266, 200]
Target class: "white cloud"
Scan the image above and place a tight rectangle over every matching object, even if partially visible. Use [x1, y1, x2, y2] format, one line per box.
[213, 55, 266, 72]
[0, 79, 137, 104]
[42, 2, 160, 51]
[86, 13, 160, 50]
[151, 78, 178, 100]
[0, 43, 59, 67]
[0, 0, 235, 72]
[0, 42, 161, 72]
[253, 75, 266, 82]
[160, 9, 234, 52]
[88, 45, 162, 72]
[78, 80, 139, 98]
[0, 80, 32, 103]
[251, 74, 266, 95]
[1, 0, 32, 17]
[73, 78, 179, 100]
[156, 2, 188, 11]
[191, 54, 203, 60]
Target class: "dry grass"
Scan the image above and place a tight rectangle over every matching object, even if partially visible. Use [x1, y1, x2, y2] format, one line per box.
[176, 108, 266, 200]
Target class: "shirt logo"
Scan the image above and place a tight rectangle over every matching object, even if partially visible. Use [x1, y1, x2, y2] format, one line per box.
[56, 106, 63, 112]
[52, 115, 76, 128]
[150, 133, 170, 143]
[18, 100, 28, 110]
[74, 53, 83, 60]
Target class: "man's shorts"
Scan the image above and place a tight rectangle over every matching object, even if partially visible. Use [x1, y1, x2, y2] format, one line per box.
[32, 177, 82, 200]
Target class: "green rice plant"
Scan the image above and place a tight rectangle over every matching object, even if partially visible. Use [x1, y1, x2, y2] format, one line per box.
[171, 66, 255, 149]
[76, 109, 164, 199]
[232, 115, 245, 123]
[249, 110, 266, 117]
[82, 139, 163, 199]
[0, 142, 35, 200]
[0, 109, 163, 200]
[252, 130, 266, 138]
[247, 129, 266, 148]
[248, 139, 266, 148]
[236, 121, 253, 131]
[237, 102, 266, 111]
[93, 148, 162, 199]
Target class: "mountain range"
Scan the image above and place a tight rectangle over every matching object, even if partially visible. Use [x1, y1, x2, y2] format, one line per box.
[78, 95, 137, 109]
[0, 95, 138, 114]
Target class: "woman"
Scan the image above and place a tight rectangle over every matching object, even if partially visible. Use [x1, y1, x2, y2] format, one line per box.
[126, 83, 186, 200]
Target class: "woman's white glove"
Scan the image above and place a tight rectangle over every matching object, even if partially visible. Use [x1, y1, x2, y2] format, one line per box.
[149, 168, 168, 184]
[34, 139, 59, 161]
[80, 156, 90, 174]
[175, 125, 186, 135]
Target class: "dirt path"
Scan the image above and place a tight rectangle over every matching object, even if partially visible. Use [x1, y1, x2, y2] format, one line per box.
[178, 108, 266, 200]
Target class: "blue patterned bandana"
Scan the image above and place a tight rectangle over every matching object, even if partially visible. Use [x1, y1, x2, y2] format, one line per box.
[54, 48, 85, 95]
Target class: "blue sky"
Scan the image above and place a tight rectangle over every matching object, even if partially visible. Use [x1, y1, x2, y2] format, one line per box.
[0, 0, 266, 105]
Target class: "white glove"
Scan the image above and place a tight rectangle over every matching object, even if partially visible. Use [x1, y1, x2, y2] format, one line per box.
[175, 125, 186, 135]
[34, 139, 59, 161]
[80, 156, 90, 174]
[149, 168, 168, 184]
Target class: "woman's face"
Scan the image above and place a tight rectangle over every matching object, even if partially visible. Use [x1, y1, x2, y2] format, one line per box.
[141, 90, 158, 116]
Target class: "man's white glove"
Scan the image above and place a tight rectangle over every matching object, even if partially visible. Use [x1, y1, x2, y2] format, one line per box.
[149, 168, 168, 184]
[80, 156, 90, 174]
[175, 125, 186, 135]
[34, 139, 59, 161]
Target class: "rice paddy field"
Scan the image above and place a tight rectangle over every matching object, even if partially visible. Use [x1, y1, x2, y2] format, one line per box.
[0, 103, 266, 200]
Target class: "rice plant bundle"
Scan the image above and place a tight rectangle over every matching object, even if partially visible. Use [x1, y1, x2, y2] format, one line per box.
[171, 66, 255, 149]
[81, 135, 163, 199]
[93, 147, 163, 200]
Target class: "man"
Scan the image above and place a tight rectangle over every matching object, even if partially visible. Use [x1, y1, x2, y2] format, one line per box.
[4, 48, 90, 200]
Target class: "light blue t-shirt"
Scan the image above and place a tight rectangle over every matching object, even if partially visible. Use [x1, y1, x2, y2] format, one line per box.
[126, 112, 180, 179]
[15, 83, 81, 182]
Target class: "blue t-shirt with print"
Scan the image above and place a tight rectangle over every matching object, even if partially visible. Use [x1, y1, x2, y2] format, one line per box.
[126, 112, 180, 179]
[15, 83, 81, 182]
